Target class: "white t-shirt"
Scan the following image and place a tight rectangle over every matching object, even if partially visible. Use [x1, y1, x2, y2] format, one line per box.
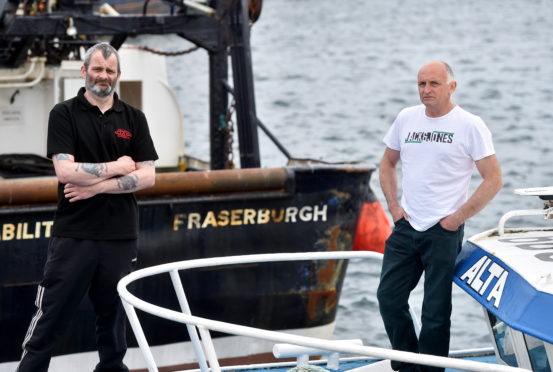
[383, 104, 495, 231]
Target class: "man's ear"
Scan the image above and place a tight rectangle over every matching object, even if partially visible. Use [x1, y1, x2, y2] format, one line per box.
[449, 80, 457, 93]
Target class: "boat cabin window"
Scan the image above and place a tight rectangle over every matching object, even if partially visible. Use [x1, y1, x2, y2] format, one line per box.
[488, 312, 518, 366]
[524, 333, 551, 372]
[487, 311, 552, 372]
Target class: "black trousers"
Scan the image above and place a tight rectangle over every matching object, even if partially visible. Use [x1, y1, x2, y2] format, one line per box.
[17, 237, 137, 372]
[377, 218, 463, 372]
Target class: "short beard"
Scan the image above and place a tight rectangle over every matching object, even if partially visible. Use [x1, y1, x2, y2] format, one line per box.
[85, 75, 116, 98]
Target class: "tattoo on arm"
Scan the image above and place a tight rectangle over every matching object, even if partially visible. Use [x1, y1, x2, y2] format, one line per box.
[138, 160, 155, 166]
[56, 154, 70, 161]
[76, 163, 108, 177]
[117, 174, 138, 191]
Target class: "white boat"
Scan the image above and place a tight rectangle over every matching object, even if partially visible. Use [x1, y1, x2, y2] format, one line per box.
[117, 187, 553, 371]
[454, 186, 553, 372]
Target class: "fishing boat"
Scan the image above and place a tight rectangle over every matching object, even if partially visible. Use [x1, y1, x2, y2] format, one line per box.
[454, 186, 553, 372]
[0, 0, 391, 371]
[116, 187, 552, 371]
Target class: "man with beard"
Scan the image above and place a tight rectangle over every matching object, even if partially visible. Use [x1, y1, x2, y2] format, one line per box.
[17, 42, 158, 372]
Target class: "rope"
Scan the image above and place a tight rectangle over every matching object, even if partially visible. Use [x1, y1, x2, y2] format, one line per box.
[124, 44, 200, 56]
[223, 100, 236, 168]
[287, 366, 329, 372]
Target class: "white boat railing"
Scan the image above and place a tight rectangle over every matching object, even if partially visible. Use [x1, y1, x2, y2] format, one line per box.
[497, 186, 553, 235]
[497, 207, 553, 235]
[117, 251, 530, 372]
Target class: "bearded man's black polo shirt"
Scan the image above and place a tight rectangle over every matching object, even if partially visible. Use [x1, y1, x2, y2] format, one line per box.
[47, 87, 158, 240]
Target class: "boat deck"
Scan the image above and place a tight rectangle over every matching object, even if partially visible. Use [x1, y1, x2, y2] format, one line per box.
[118, 251, 529, 372]
[222, 354, 498, 372]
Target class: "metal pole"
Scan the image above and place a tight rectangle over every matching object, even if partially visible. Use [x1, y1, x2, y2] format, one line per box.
[169, 270, 210, 372]
[229, 0, 261, 168]
[221, 80, 292, 160]
[209, 47, 230, 169]
[121, 301, 159, 372]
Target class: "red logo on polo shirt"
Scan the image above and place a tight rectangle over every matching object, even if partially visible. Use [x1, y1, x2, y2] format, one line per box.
[114, 129, 132, 139]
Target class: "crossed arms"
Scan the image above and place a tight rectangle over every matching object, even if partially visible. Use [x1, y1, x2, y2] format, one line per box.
[52, 153, 156, 202]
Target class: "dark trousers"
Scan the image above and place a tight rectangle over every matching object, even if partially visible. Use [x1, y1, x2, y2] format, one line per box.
[17, 237, 137, 372]
[377, 218, 463, 372]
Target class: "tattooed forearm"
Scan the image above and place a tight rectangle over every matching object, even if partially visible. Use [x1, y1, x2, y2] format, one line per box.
[117, 174, 138, 191]
[76, 163, 108, 177]
[56, 154, 70, 161]
[138, 160, 155, 166]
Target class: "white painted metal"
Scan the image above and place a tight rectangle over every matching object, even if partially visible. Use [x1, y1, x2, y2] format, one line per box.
[118, 251, 531, 372]
[121, 301, 160, 372]
[296, 354, 309, 366]
[483, 307, 504, 366]
[0, 57, 42, 81]
[0, 58, 46, 88]
[273, 339, 363, 358]
[197, 326, 221, 372]
[347, 359, 394, 372]
[98, 2, 119, 15]
[545, 343, 553, 369]
[169, 269, 210, 371]
[182, 0, 215, 15]
[498, 208, 553, 235]
[119, 46, 185, 168]
[514, 187, 553, 197]
[274, 339, 363, 370]
[510, 328, 532, 370]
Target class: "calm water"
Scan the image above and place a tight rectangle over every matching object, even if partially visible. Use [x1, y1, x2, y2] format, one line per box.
[139, 0, 553, 350]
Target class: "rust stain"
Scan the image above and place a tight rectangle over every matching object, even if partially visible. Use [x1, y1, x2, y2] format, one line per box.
[318, 229, 340, 284]
[330, 189, 351, 204]
[304, 226, 352, 321]
[317, 226, 351, 282]
[306, 288, 338, 322]
[304, 186, 357, 321]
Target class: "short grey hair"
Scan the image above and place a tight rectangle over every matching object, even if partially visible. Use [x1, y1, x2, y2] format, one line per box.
[442, 61, 454, 84]
[83, 42, 121, 73]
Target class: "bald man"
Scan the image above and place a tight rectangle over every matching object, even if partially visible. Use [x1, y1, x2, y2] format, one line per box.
[377, 61, 502, 372]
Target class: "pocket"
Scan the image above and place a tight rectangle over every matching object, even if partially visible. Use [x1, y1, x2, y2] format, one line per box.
[437, 222, 456, 232]
[437, 221, 464, 234]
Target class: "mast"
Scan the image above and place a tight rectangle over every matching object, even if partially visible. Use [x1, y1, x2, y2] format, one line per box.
[209, 0, 230, 170]
[228, 0, 261, 168]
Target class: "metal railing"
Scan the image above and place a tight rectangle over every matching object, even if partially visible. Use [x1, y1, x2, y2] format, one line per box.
[498, 207, 553, 235]
[117, 251, 530, 372]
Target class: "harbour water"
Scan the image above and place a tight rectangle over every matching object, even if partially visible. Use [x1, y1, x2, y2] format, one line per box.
[152, 0, 553, 351]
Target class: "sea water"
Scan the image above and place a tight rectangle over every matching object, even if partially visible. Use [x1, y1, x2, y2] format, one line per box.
[143, 0, 553, 350]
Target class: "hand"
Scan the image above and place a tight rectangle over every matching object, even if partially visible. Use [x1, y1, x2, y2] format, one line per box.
[64, 183, 99, 202]
[115, 156, 136, 175]
[439, 214, 463, 231]
[390, 204, 409, 223]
